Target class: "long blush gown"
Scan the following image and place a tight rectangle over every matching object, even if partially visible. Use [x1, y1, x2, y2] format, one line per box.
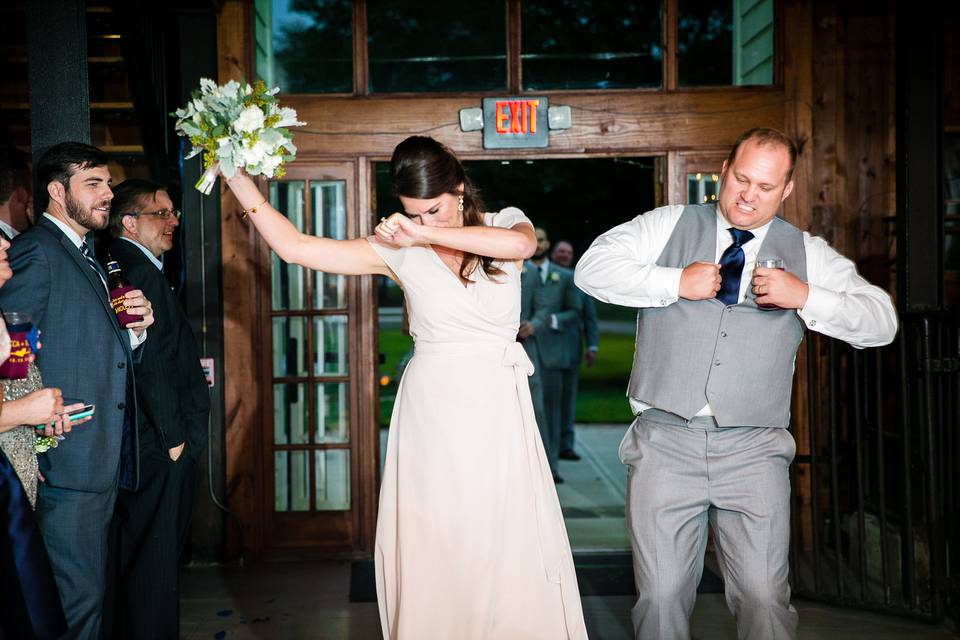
[369, 208, 587, 639]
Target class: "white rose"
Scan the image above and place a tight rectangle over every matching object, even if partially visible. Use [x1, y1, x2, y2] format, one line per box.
[234, 105, 265, 134]
[260, 153, 282, 175]
[241, 138, 270, 166]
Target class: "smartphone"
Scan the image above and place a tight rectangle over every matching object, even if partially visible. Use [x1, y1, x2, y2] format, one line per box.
[65, 404, 95, 421]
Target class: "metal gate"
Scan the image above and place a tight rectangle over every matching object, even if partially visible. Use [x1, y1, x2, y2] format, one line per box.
[789, 312, 959, 623]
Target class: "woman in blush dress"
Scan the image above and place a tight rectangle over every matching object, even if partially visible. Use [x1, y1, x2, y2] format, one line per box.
[224, 136, 586, 639]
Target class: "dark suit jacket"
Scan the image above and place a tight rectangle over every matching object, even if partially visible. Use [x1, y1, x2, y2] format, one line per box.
[108, 239, 209, 458]
[0, 216, 139, 492]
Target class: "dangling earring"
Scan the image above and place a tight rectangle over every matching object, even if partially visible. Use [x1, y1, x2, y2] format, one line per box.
[458, 195, 464, 212]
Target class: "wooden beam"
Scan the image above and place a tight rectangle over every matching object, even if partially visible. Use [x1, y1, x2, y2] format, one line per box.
[781, 0, 815, 555]
[282, 88, 787, 159]
[352, 0, 368, 95]
[217, 0, 262, 559]
[663, 0, 678, 91]
[506, 0, 521, 94]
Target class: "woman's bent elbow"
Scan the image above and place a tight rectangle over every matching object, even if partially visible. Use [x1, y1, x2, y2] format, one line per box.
[519, 237, 537, 259]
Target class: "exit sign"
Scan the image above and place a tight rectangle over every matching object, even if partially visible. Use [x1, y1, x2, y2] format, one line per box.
[482, 97, 549, 149]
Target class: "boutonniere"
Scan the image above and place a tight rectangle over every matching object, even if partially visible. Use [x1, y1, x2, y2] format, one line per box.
[549, 272, 560, 282]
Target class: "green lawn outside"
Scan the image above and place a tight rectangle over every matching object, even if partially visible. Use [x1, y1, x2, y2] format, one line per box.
[377, 328, 634, 425]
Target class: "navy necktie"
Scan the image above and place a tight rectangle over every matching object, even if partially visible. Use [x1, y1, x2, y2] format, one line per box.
[717, 228, 754, 306]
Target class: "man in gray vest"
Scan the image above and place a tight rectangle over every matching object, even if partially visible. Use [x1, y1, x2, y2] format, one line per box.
[575, 128, 897, 640]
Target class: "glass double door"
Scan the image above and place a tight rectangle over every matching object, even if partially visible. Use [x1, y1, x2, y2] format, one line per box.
[261, 162, 373, 549]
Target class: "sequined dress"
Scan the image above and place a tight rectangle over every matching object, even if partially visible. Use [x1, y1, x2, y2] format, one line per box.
[1, 362, 41, 506]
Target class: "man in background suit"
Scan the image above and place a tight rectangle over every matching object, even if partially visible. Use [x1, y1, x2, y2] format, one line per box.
[104, 179, 210, 640]
[551, 240, 599, 461]
[0, 147, 33, 239]
[0, 142, 154, 638]
[518, 249, 551, 479]
[529, 227, 582, 483]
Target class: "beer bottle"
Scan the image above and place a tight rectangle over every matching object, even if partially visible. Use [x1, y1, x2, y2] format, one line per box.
[106, 258, 143, 327]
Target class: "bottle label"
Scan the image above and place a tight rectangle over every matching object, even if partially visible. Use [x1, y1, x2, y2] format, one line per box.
[109, 285, 143, 327]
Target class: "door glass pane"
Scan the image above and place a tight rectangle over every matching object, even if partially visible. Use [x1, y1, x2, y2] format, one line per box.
[275, 450, 311, 512]
[257, 0, 353, 93]
[688, 171, 721, 205]
[522, 0, 662, 90]
[270, 181, 306, 310]
[315, 449, 350, 510]
[311, 181, 348, 309]
[273, 383, 309, 445]
[272, 316, 308, 377]
[314, 315, 349, 376]
[367, 0, 506, 92]
[316, 382, 349, 443]
[678, 0, 775, 87]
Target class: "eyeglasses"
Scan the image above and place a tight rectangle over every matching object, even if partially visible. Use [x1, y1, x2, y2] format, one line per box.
[123, 208, 182, 220]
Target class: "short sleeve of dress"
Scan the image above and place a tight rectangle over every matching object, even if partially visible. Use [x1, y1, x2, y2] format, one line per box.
[366, 236, 406, 280]
[484, 206, 532, 229]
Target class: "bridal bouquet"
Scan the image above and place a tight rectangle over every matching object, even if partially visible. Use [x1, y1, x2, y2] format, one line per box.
[173, 78, 305, 194]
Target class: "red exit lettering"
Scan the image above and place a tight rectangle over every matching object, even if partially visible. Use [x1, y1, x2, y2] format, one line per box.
[495, 99, 540, 135]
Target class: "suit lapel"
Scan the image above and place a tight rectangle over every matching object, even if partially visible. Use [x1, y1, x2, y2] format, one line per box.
[37, 218, 129, 349]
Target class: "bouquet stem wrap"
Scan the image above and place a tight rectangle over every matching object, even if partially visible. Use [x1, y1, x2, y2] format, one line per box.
[196, 161, 221, 196]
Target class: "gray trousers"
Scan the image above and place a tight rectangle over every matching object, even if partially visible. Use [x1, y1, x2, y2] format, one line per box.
[36, 483, 118, 640]
[542, 366, 574, 474]
[521, 341, 551, 474]
[560, 364, 580, 453]
[620, 409, 798, 640]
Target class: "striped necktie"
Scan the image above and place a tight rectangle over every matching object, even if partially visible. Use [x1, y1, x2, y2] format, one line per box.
[79, 241, 108, 289]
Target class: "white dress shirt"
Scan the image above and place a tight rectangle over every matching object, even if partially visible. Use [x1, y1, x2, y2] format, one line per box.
[574, 204, 898, 416]
[43, 213, 147, 349]
[0, 219, 18, 240]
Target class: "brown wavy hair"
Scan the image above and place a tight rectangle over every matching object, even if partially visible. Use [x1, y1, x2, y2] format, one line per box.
[390, 136, 504, 280]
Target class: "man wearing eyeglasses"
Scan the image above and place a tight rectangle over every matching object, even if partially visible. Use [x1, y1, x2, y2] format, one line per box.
[102, 179, 209, 640]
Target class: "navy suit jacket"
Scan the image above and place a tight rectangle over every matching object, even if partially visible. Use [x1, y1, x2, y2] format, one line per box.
[0, 216, 139, 492]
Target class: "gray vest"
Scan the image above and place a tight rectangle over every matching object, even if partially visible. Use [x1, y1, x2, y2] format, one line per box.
[627, 204, 807, 428]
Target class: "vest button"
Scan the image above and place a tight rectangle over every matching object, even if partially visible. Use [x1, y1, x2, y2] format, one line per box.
[714, 359, 721, 366]
[117, 402, 126, 410]
[720, 331, 728, 338]
[117, 362, 125, 369]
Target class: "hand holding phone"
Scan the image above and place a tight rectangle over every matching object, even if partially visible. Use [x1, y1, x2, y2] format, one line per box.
[37, 403, 95, 438]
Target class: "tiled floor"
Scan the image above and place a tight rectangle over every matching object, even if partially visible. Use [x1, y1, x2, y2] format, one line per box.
[181, 425, 959, 638]
[181, 561, 958, 639]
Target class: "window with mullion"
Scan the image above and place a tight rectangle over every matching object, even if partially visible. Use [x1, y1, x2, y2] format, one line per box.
[269, 179, 352, 512]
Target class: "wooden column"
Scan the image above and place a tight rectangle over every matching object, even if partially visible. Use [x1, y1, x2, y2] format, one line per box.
[217, 0, 261, 559]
